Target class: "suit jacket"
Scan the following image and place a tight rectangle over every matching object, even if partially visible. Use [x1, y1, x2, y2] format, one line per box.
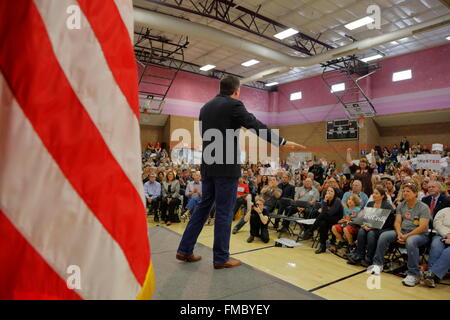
[278, 182, 295, 199]
[161, 180, 181, 200]
[199, 94, 285, 177]
[422, 193, 450, 218]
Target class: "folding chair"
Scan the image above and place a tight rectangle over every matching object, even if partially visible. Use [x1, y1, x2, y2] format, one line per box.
[384, 242, 429, 275]
[294, 218, 316, 242]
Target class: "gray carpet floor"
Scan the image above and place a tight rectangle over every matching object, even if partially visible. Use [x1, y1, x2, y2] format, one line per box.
[149, 226, 324, 300]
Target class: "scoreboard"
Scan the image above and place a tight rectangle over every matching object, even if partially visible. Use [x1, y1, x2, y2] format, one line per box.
[326, 119, 358, 140]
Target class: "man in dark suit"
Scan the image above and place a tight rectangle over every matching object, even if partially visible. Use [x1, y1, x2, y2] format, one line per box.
[422, 181, 450, 226]
[176, 76, 304, 269]
[400, 137, 410, 154]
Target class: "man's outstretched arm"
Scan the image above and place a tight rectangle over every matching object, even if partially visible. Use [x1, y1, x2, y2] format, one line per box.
[232, 101, 306, 150]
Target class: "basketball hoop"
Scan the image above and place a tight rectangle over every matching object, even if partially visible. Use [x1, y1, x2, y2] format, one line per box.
[357, 115, 365, 128]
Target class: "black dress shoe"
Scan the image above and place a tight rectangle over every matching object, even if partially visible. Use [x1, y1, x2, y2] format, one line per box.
[247, 235, 254, 243]
[347, 255, 361, 265]
[315, 245, 326, 254]
[299, 231, 312, 240]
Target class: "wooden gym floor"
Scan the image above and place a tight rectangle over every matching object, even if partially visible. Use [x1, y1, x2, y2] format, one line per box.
[147, 217, 450, 300]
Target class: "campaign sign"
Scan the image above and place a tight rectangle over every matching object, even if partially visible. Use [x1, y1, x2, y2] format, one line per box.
[351, 207, 391, 229]
[417, 154, 441, 171]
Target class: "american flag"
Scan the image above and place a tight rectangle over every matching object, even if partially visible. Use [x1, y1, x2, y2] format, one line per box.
[0, 0, 154, 299]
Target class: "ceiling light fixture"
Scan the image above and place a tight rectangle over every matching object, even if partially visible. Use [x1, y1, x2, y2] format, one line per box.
[290, 92, 302, 100]
[241, 59, 260, 67]
[265, 82, 279, 87]
[360, 54, 383, 62]
[331, 83, 345, 93]
[199, 64, 216, 71]
[274, 28, 299, 40]
[345, 16, 374, 30]
[392, 69, 412, 82]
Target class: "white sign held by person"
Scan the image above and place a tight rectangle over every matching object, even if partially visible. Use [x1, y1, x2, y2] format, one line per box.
[432, 144, 443, 152]
[287, 155, 301, 168]
[417, 154, 441, 171]
[351, 207, 391, 229]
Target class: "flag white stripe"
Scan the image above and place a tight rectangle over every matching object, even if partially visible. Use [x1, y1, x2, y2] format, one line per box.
[0, 72, 141, 300]
[34, 0, 145, 206]
[113, 0, 134, 42]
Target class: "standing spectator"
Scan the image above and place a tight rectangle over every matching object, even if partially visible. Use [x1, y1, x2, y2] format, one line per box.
[400, 137, 410, 154]
[346, 148, 376, 197]
[160, 171, 182, 226]
[244, 197, 270, 244]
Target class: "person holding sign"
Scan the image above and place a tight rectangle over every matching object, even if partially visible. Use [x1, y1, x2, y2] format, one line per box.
[368, 183, 431, 287]
[347, 186, 394, 267]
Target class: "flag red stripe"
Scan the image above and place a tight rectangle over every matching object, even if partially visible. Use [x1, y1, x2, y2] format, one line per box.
[77, 0, 140, 117]
[0, 211, 82, 300]
[0, 0, 149, 284]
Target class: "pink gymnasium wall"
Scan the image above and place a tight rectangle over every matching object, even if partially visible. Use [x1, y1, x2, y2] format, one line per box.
[138, 42, 450, 126]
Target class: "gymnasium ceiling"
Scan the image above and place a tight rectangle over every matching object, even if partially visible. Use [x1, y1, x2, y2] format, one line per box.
[133, 0, 450, 86]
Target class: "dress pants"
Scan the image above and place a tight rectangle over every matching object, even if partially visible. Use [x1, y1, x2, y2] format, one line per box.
[178, 176, 238, 264]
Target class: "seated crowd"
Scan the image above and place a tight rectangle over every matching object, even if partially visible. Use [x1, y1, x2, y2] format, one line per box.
[142, 140, 450, 288]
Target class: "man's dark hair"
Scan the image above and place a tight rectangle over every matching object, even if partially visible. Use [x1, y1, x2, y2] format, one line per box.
[220, 76, 240, 96]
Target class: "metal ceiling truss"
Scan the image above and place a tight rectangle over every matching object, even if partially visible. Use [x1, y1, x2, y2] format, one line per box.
[134, 27, 266, 103]
[140, 0, 334, 56]
[135, 27, 188, 113]
[321, 55, 380, 119]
